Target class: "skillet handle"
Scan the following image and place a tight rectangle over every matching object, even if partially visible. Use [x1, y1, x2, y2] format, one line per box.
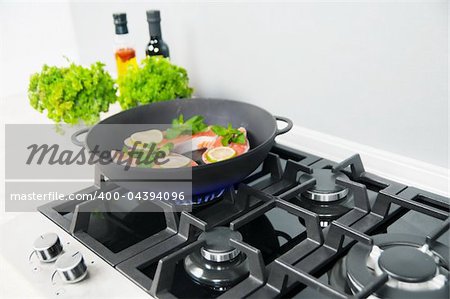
[274, 116, 293, 136]
[71, 128, 89, 147]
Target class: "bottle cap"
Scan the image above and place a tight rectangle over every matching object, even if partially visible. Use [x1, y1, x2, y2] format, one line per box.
[146, 10, 161, 23]
[113, 13, 128, 34]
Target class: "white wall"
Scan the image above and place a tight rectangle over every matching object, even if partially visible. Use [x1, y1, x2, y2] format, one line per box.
[0, 1, 79, 98]
[1, 1, 448, 168]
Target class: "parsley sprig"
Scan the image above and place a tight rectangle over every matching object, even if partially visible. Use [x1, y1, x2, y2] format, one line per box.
[165, 114, 208, 139]
[211, 123, 246, 146]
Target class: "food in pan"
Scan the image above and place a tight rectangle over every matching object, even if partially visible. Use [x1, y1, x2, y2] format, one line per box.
[111, 115, 250, 168]
[203, 126, 249, 164]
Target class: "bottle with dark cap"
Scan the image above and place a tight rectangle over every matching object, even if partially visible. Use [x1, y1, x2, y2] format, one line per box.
[113, 12, 137, 77]
[146, 10, 170, 58]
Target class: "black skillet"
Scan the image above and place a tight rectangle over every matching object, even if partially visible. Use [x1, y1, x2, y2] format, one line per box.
[71, 98, 292, 195]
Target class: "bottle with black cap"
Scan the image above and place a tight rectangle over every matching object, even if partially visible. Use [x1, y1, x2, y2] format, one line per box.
[113, 12, 137, 77]
[146, 10, 170, 58]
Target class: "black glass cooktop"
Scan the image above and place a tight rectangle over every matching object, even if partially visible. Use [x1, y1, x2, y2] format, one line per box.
[38, 143, 450, 299]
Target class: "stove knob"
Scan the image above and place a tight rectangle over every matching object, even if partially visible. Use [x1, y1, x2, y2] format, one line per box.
[33, 233, 63, 262]
[54, 251, 88, 283]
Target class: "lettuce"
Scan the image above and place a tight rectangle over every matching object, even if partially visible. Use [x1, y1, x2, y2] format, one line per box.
[28, 61, 117, 125]
[117, 56, 193, 109]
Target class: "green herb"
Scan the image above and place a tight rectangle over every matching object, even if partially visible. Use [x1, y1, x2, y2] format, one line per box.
[165, 114, 208, 139]
[211, 123, 246, 146]
[28, 61, 117, 125]
[117, 56, 194, 109]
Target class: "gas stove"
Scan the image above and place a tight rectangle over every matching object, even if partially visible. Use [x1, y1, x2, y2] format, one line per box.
[3, 143, 449, 298]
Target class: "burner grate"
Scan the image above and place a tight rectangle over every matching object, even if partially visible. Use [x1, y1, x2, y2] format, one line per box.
[254, 182, 449, 298]
[36, 143, 450, 299]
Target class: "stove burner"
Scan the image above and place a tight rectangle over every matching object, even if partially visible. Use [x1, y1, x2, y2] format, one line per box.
[184, 227, 249, 291]
[193, 189, 225, 205]
[199, 227, 242, 262]
[174, 189, 225, 206]
[293, 169, 353, 227]
[378, 246, 437, 283]
[330, 233, 449, 299]
[302, 169, 349, 202]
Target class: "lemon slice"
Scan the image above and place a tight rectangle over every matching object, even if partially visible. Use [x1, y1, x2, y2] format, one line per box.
[206, 147, 236, 162]
[131, 129, 164, 145]
[124, 137, 147, 150]
[158, 154, 192, 168]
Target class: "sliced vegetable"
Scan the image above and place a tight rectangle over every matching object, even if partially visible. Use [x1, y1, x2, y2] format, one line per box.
[157, 154, 193, 168]
[119, 141, 174, 168]
[205, 147, 236, 163]
[131, 129, 163, 144]
[124, 137, 148, 150]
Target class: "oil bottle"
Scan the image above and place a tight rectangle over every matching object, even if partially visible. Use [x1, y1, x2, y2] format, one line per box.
[113, 13, 137, 77]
